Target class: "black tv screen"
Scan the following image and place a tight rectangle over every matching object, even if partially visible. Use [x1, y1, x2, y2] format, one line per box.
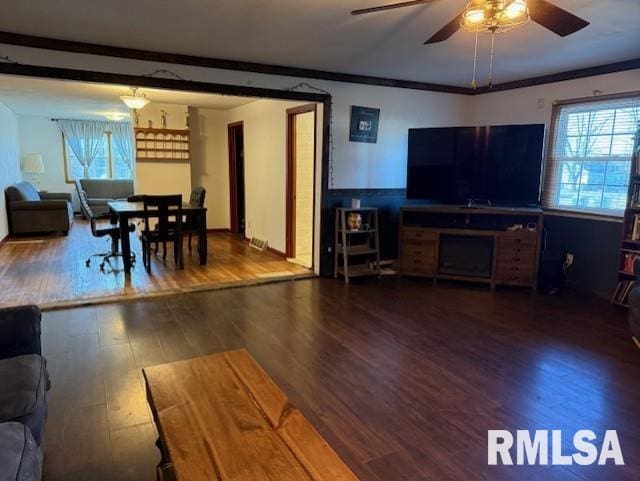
[406, 124, 545, 205]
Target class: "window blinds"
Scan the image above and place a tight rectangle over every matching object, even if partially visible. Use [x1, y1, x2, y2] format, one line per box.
[542, 95, 640, 216]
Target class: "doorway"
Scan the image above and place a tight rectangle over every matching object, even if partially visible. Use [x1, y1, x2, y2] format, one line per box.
[228, 121, 245, 235]
[286, 104, 317, 268]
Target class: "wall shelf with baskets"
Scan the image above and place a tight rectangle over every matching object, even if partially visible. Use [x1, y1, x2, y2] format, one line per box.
[135, 128, 190, 162]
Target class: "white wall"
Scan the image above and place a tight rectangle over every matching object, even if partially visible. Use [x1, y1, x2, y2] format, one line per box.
[17, 115, 73, 198]
[189, 106, 230, 229]
[191, 99, 324, 256]
[0, 102, 21, 240]
[135, 102, 192, 199]
[470, 70, 640, 127]
[0, 44, 472, 190]
[330, 83, 472, 188]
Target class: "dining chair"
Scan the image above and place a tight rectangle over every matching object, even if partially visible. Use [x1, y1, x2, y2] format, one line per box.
[74, 179, 136, 272]
[140, 194, 183, 273]
[152, 187, 206, 254]
[185, 187, 206, 251]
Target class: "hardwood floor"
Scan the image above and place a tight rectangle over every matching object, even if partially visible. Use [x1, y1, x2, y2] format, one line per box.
[0, 220, 310, 309]
[39, 277, 639, 481]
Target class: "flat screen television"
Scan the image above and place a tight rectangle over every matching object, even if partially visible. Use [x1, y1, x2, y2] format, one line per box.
[406, 124, 545, 206]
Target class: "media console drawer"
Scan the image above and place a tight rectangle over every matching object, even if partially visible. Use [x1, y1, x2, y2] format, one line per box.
[402, 257, 436, 275]
[402, 243, 435, 258]
[403, 228, 437, 242]
[495, 266, 535, 285]
[499, 231, 537, 246]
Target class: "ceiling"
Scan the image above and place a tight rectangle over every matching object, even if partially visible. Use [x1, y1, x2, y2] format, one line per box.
[0, 1, 638, 87]
[0, 75, 256, 119]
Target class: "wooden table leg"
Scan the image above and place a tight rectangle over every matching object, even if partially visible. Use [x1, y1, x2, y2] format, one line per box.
[119, 213, 133, 273]
[198, 211, 207, 265]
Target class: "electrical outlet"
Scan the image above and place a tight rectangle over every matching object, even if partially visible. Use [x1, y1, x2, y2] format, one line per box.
[564, 253, 574, 270]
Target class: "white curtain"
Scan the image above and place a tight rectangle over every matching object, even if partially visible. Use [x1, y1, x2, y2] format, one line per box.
[110, 122, 135, 176]
[57, 120, 108, 178]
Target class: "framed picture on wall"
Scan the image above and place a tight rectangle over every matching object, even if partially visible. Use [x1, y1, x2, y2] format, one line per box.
[349, 106, 380, 143]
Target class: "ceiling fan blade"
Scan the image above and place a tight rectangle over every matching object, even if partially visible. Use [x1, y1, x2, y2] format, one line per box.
[528, 0, 590, 37]
[424, 11, 464, 44]
[351, 0, 436, 16]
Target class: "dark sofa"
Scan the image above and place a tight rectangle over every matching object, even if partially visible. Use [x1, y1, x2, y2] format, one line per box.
[79, 178, 134, 215]
[5, 182, 74, 235]
[0, 305, 50, 481]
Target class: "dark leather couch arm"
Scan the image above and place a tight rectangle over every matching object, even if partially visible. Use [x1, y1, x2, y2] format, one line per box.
[40, 192, 72, 202]
[0, 305, 42, 359]
[10, 200, 70, 211]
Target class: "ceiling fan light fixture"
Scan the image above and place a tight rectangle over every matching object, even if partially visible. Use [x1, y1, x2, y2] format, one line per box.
[504, 0, 528, 20]
[463, 8, 486, 25]
[461, 0, 530, 33]
[120, 87, 150, 110]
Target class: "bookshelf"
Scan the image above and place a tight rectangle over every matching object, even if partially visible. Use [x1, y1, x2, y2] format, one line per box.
[612, 124, 640, 307]
[135, 128, 190, 162]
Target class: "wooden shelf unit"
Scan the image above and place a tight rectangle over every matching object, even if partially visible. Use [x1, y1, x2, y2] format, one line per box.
[399, 205, 544, 290]
[334, 207, 380, 283]
[612, 124, 640, 306]
[135, 127, 191, 162]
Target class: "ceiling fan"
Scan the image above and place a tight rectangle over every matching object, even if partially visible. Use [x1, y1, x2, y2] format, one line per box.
[351, 0, 590, 88]
[351, 0, 590, 44]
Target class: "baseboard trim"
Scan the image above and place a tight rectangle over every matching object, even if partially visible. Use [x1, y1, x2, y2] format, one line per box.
[207, 228, 231, 233]
[0, 234, 8, 249]
[268, 246, 287, 258]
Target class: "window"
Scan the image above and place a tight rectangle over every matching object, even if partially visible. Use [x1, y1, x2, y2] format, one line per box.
[543, 95, 640, 216]
[64, 131, 133, 181]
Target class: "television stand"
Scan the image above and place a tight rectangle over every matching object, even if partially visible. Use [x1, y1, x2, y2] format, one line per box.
[399, 205, 544, 290]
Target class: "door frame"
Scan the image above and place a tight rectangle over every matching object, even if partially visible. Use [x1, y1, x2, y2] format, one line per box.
[286, 104, 318, 263]
[228, 121, 244, 234]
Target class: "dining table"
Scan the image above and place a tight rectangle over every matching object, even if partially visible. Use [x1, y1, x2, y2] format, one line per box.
[107, 200, 207, 274]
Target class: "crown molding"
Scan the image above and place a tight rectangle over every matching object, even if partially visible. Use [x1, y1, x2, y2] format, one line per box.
[474, 58, 640, 94]
[0, 31, 472, 95]
[0, 31, 637, 96]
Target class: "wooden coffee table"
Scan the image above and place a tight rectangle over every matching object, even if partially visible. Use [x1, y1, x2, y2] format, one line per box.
[143, 349, 360, 481]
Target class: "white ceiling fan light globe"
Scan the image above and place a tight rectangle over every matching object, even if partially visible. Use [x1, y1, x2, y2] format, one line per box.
[504, 0, 528, 19]
[464, 8, 486, 25]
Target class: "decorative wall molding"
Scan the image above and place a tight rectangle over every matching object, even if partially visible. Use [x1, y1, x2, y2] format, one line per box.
[0, 31, 471, 95]
[476, 59, 640, 94]
[0, 31, 637, 95]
